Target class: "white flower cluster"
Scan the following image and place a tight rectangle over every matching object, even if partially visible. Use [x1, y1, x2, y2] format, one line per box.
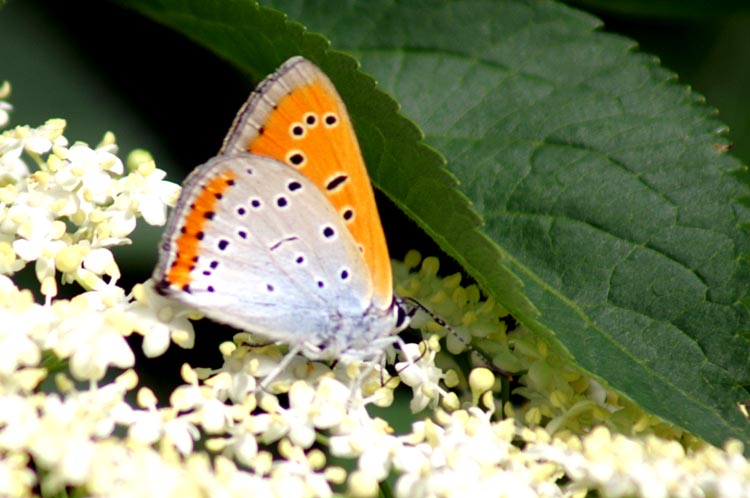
[0, 82, 11, 128]
[0, 109, 179, 300]
[1, 93, 749, 498]
[527, 427, 750, 497]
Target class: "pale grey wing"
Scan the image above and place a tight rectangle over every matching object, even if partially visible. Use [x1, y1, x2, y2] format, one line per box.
[153, 153, 372, 343]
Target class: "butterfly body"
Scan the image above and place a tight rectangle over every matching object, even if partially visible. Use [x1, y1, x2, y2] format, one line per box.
[153, 57, 407, 362]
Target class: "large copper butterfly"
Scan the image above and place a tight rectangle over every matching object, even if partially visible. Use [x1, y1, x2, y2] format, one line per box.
[153, 57, 410, 367]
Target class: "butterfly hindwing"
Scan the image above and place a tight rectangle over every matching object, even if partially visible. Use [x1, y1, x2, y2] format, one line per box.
[220, 57, 394, 310]
[153, 153, 372, 342]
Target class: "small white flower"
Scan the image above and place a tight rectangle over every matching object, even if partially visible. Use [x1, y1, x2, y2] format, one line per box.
[270, 444, 333, 498]
[55, 142, 122, 198]
[388, 409, 535, 498]
[166, 417, 202, 456]
[126, 409, 164, 446]
[0, 241, 24, 274]
[0, 276, 43, 374]
[0, 141, 29, 185]
[225, 429, 259, 467]
[200, 397, 234, 434]
[328, 412, 400, 482]
[9, 203, 66, 263]
[86, 441, 189, 497]
[45, 292, 134, 381]
[100, 207, 137, 240]
[221, 353, 259, 403]
[308, 377, 350, 429]
[127, 280, 196, 357]
[170, 382, 205, 413]
[117, 152, 180, 226]
[395, 341, 448, 412]
[24, 119, 66, 155]
[25, 396, 93, 489]
[78, 247, 121, 288]
[0, 450, 36, 497]
[0, 394, 40, 451]
[0, 82, 12, 129]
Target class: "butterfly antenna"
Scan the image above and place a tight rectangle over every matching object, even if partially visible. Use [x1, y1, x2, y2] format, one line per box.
[401, 296, 513, 381]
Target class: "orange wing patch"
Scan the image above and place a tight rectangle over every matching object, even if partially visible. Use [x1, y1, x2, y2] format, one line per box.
[223, 59, 393, 309]
[165, 170, 237, 290]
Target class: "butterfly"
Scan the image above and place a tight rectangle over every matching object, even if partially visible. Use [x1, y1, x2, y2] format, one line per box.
[152, 56, 411, 370]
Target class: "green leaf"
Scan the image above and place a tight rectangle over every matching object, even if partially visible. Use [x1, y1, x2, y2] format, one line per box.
[116, 0, 750, 448]
[566, 0, 750, 18]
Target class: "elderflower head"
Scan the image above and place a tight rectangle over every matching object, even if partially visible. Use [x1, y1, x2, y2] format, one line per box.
[396, 340, 450, 412]
[0, 116, 179, 298]
[526, 428, 750, 498]
[393, 410, 543, 498]
[0, 82, 11, 128]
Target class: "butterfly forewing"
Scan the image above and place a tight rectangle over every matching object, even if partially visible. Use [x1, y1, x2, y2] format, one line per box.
[220, 57, 394, 310]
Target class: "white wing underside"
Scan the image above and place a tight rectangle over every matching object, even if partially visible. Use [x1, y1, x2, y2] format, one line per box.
[154, 153, 383, 348]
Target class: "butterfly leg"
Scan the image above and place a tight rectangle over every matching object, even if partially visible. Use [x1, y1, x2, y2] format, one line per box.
[255, 343, 305, 393]
[341, 353, 391, 410]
